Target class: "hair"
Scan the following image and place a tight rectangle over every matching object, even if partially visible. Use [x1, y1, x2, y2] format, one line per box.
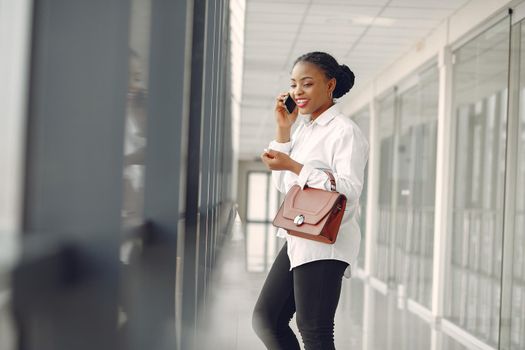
[292, 51, 355, 99]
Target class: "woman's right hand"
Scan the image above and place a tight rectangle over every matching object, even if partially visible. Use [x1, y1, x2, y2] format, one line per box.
[275, 92, 299, 129]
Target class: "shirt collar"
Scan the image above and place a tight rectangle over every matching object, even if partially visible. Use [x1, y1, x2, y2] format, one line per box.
[300, 103, 340, 126]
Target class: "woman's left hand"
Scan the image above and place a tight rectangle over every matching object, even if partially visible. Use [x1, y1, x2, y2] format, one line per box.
[261, 149, 303, 175]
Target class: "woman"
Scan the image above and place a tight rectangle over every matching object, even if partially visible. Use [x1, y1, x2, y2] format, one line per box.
[252, 51, 369, 350]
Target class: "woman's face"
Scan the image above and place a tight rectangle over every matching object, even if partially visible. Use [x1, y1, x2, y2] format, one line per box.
[289, 61, 335, 118]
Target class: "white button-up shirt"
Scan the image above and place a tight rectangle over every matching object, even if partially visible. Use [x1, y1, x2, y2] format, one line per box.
[268, 103, 369, 278]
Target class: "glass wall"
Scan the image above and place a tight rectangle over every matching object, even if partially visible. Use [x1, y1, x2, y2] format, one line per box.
[445, 18, 510, 347]
[372, 65, 439, 303]
[121, 0, 151, 228]
[118, 0, 152, 342]
[352, 107, 370, 270]
[0, 1, 30, 348]
[395, 66, 439, 309]
[0, 237, 18, 350]
[245, 172, 281, 272]
[0, 0, 234, 349]
[362, 12, 525, 349]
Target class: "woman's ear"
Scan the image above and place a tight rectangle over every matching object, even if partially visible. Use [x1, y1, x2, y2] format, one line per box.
[328, 77, 336, 95]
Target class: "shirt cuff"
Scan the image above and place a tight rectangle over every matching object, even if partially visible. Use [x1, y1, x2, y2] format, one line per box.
[297, 163, 315, 189]
[269, 140, 292, 154]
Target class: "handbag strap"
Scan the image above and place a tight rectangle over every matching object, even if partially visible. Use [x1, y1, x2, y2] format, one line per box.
[321, 170, 337, 191]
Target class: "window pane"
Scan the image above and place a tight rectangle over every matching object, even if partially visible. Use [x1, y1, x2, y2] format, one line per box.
[121, 0, 152, 227]
[246, 223, 270, 272]
[118, 0, 152, 334]
[352, 107, 370, 270]
[247, 172, 269, 221]
[268, 185, 279, 222]
[374, 92, 396, 282]
[0, 235, 19, 350]
[396, 65, 439, 309]
[446, 18, 510, 347]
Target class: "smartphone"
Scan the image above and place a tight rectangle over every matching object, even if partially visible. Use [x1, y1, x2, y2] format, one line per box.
[284, 94, 296, 114]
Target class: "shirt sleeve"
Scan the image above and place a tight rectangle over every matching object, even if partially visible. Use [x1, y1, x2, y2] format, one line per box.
[297, 126, 369, 217]
[268, 139, 292, 193]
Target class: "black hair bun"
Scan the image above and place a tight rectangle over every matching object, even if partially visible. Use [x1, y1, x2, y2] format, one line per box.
[333, 64, 355, 98]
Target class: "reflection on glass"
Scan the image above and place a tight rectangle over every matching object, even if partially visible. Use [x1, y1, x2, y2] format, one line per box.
[394, 66, 438, 309]
[335, 279, 366, 348]
[121, 0, 151, 228]
[245, 223, 283, 272]
[247, 172, 269, 221]
[361, 283, 432, 349]
[510, 20, 525, 350]
[118, 0, 151, 337]
[245, 171, 283, 272]
[352, 108, 370, 270]
[440, 332, 473, 350]
[268, 182, 280, 222]
[0, 235, 19, 350]
[446, 18, 510, 347]
[375, 92, 396, 282]
[122, 61, 148, 226]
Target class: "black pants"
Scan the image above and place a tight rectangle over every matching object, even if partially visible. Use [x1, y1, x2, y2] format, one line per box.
[252, 243, 348, 350]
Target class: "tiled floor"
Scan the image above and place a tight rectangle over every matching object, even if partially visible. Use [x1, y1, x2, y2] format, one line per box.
[197, 218, 479, 350]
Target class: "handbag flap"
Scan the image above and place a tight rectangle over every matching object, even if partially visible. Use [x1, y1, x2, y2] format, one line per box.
[282, 185, 340, 225]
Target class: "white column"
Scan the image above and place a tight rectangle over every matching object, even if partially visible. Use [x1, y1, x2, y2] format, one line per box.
[0, 2, 32, 348]
[0, 0, 33, 233]
[361, 283, 376, 350]
[229, 0, 246, 201]
[431, 45, 454, 325]
[498, 16, 523, 350]
[364, 94, 379, 280]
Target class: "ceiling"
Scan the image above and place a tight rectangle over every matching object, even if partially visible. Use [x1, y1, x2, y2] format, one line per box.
[238, 0, 470, 160]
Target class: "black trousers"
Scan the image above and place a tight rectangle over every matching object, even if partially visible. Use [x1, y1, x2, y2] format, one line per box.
[252, 243, 348, 350]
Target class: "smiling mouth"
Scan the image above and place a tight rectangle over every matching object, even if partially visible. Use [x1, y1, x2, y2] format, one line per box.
[296, 99, 309, 108]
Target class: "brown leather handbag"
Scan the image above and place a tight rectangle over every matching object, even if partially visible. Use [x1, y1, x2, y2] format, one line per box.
[272, 170, 347, 244]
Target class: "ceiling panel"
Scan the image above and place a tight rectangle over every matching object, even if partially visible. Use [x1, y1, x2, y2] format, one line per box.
[307, 4, 383, 16]
[312, 0, 389, 4]
[390, 0, 462, 9]
[312, 0, 389, 5]
[245, 21, 301, 30]
[381, 6, 452, 19]
[298, 26, 366, 36]
[245, 13, 305, 23]
[296, 30, 361, 39]
[247, 2, 307, 13]
[365, 26, 433, 36]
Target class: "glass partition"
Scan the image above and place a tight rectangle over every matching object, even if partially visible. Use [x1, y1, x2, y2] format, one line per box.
[351, 107, 370, 270]
[395, 65, 439, 309]
[118, 0, 152, 338]
[245, 172, 282, 272]
[375, 92, 396, 283]
[121, 0, 152, 228]
[445, 18, 510, 347]
[0, 235, 19, 350]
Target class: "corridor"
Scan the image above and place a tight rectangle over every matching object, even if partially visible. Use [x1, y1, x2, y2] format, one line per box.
[199, 217, 472, 350]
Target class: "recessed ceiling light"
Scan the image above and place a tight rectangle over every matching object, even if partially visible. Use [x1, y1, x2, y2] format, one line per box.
[353, 16, 396, 26]
[325, 18, 353, 25]
[327, 16, 396, 27]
